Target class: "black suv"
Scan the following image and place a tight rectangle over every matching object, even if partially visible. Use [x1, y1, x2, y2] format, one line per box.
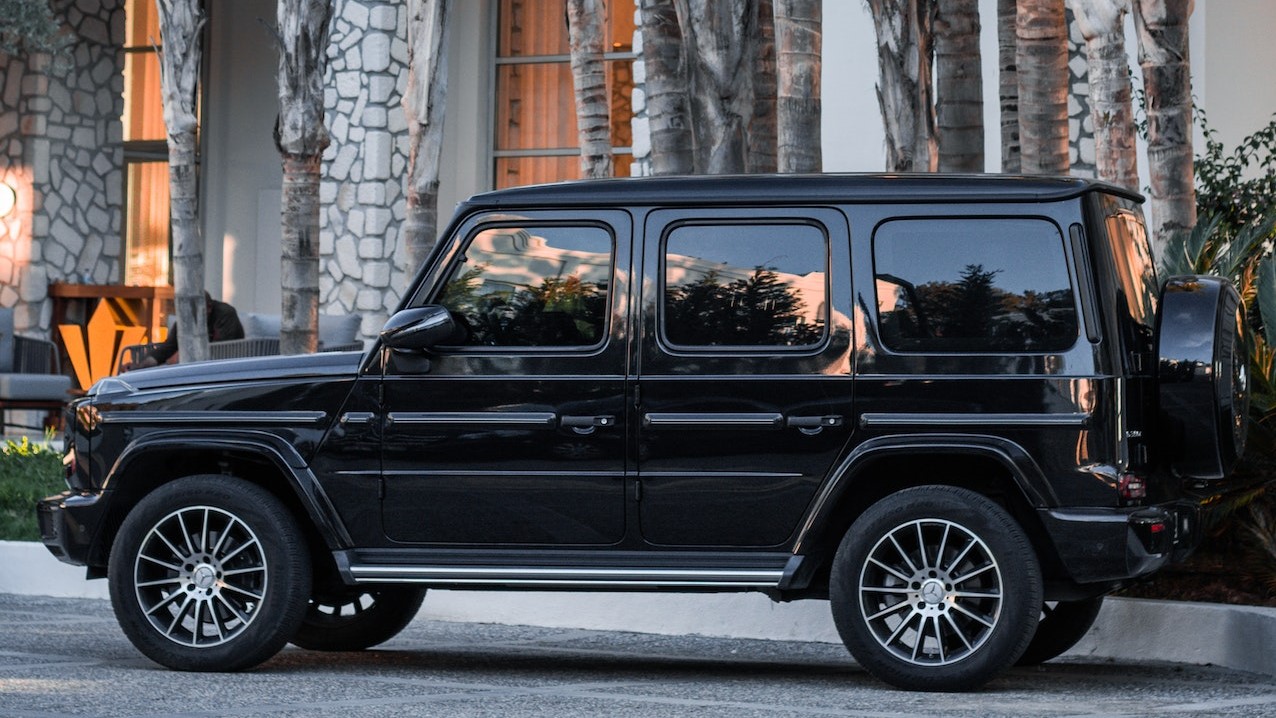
[39, 175, 1249, 691]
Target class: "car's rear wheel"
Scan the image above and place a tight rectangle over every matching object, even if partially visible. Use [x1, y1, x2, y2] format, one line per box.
[108, 475, 311, 671]
[830, 486, 1042, 691]
[1015, 596, 1104, 666]
[291, 587, 427, 651]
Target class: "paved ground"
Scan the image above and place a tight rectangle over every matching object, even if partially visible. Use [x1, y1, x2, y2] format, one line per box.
[2, 594, 1276, 718]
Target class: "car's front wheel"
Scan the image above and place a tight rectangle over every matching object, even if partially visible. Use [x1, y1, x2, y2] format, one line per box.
[291, 587, 427, 651]
[108, 475, 312, 671]
[830, 486, 1042, 691]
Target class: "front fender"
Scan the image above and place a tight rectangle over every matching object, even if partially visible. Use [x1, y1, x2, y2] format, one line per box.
[104, 429, 353, 550]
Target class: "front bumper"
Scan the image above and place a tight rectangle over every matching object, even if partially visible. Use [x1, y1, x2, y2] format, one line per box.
[1038, 502, 1197, 584]
[37, 490, 108, 568]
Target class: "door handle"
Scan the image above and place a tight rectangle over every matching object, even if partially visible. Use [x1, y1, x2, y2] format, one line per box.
[561, 415, 616, 433]
[786, 415, 844, 432]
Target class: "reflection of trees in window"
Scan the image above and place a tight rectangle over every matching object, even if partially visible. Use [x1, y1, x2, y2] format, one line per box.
[439, 265, 606, 347]
[665, 268, 824, 347]
[880, 263, 1076, 352]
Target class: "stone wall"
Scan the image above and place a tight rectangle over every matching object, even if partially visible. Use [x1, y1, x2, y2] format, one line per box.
[319, 0, 410, 344]
[0, 0, 124, 336]
[1067, 10, 1097, 179]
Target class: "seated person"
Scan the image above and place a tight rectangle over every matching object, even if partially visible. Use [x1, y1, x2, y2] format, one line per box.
[123, 292, 244, 371]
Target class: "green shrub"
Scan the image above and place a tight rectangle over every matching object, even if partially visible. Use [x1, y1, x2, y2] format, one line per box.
[0, 436, 66, 541]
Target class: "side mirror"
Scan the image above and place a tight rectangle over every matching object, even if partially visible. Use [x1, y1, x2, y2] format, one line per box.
[380, 306, 462, 351]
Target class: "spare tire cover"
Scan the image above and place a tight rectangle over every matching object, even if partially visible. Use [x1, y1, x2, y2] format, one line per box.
[1156, 275, 1248, 479]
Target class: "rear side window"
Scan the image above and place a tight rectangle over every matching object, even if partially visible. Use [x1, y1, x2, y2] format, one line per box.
[873, 218, 1078, 353]
[435, 225, 612, 348]
[661, 222, 828, 348]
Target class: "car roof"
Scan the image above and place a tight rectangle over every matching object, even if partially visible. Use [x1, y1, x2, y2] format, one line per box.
[463, 173, 1144, 209]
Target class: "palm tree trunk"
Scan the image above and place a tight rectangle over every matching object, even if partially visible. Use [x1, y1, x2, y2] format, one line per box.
[1017, 0, 1070, 174]
[1134, 0, 1196, 250]
[774, 0, 822, 173]
[998, 0, 1020, 172]
[640, 0, 694, 175]
[1068, 0, 1138, 190]
[935, 0, 984, 172]
[567, 0, 612, 179]
[867, 0, 937, 173]
[275, 0, 333, 355]
[403, 0, 451, 277]
[748, 0, 778, 173]
[674, 0, 755, 174]
[156, 0, 208, 362]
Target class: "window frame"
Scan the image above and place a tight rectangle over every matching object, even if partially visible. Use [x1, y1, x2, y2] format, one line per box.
[656, 218, 833, 355]
[870, 215, 1082, 356]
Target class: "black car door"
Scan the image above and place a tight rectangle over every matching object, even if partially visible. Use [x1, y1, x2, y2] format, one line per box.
[635, 207, 855, 547]
[380, 210, 631, 545]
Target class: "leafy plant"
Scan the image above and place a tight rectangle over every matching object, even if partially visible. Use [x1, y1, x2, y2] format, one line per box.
[0, 434, 65, 541]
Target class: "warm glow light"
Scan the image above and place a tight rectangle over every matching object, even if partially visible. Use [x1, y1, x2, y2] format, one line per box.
[0, 183, 15, 217]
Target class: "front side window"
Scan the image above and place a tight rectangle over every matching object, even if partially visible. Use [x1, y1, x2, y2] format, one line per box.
[435, 225, 613, 347]
[874, 218, 1078, 353]
[662, 223, 828, 348]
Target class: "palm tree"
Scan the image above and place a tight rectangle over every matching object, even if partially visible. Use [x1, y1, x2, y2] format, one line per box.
[866, 0, 937, 172]
[639, 0, 694, 175]
[749, 0, 778, 173]
[935, 0, 984, 172]
[1016, 0, 1069, 174]
[155, 0, 208, 362]
[274, 0, 333, 355]
[567, 0, 612, 179]
[673, 0, 758, 174]
[774, 0, 822, 173]
[1133, 0, 1196, 251]
[998, 0, 1020, 172]
[1067, 0, 1138, 190]
[402, 0, 452, 276]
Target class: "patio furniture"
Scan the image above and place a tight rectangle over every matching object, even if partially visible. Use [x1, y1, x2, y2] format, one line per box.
[118, 312, 364, 368]
[0, 307, 74, 433]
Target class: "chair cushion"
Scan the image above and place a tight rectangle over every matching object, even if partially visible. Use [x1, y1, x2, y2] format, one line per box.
[241, 312, 360, 347]
[319, 313, 361, 347]
[241, 312, 281, 339]
[0, 373, 73, 401]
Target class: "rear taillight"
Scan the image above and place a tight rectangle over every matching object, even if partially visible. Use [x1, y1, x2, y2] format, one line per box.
[1118, 472, 1147, 501]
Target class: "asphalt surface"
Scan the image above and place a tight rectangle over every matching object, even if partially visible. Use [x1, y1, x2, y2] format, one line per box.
[2, 594, 1276, 718]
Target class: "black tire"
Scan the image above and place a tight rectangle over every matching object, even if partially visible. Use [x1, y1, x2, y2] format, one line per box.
[1015, 597, 1104, 666]
[829, 486, 1043, 692]
[108, 475, 312, 672]
[1158, 275, 1248, 479]
[291, 587, 427, 651]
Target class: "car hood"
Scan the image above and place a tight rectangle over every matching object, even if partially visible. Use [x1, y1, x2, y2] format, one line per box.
[92, 351, 366, 395]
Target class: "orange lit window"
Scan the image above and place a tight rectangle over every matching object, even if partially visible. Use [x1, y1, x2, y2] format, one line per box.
[494, 0, 636, 188]
[122, 0, 183, 286]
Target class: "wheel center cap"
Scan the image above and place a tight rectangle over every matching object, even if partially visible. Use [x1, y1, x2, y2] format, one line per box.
[920, 579, 946, 605]
[193, 565, 217, 590]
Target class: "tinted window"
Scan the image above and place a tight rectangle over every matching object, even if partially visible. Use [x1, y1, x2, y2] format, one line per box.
[1099, 195, 1158, 335]
[874, 218, 1078, 353]
[436, 225, 612, 347]
[663, 223, 827, 348]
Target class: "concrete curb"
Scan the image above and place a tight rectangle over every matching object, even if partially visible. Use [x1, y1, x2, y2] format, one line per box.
[4, 539, 1273, 676]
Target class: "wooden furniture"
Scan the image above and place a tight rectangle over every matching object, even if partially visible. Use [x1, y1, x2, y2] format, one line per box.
[48, 283, 174, 390]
